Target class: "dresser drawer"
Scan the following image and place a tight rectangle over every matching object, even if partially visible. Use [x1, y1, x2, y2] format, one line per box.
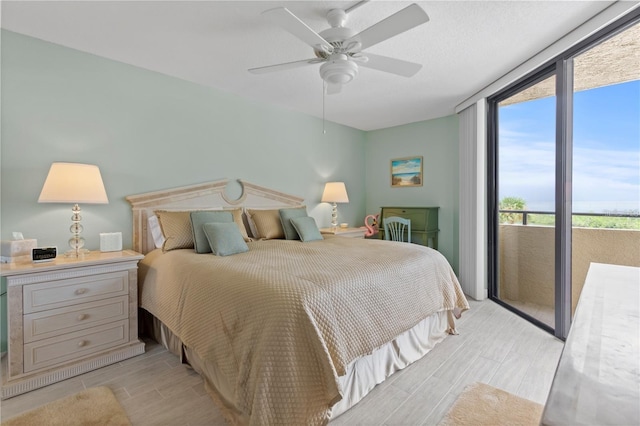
[23, 320, 129, 373]
[24, 296, 128, 343]
[23, 271, 129, 314]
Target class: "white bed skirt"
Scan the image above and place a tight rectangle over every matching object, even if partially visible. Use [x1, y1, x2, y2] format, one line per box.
[331, 310, 449, 417]
[143, 309, 450, 421]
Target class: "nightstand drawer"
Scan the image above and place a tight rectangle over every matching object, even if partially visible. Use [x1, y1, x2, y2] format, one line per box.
[24, 296, 128, 343]
[23, 320, 129, 373]
[23, 271, 129, 314]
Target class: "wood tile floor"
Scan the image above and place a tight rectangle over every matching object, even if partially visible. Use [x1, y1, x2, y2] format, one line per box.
[503, 298, 556, 329]
[0, 299, 564, 425]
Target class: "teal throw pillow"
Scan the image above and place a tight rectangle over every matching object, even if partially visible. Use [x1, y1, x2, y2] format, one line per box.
[279, 207, 308, 240]
[290, 216, 323, 242]
[203, 222, 250, 256]
[190, 211, 233, 254]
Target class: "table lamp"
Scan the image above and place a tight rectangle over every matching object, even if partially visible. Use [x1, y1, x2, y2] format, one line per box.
[38, 162, 109, 257]
[321, 182, 349, 228]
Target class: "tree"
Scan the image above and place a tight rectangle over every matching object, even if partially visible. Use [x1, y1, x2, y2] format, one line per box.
[499, 196, 526, 224]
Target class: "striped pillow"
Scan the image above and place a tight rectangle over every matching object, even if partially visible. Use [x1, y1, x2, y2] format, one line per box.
[246, 209, 285, 239]
[155, 210, 194, 252]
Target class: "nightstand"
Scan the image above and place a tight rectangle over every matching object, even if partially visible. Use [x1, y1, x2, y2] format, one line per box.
[320, 227, 366, 239]
[0, 250, 145, 399]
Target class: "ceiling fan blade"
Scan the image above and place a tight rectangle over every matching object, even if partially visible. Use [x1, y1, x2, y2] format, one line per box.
[347, 3, 429, 51]
[359, 53, 422, 77]
[248, 58, 322, 74]
[262, 7, 333, 53]
[326, 83, 342, 95]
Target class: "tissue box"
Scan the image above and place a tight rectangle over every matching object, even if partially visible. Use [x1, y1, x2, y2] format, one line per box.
[100, 232, 122, 252]
[1, 239, 37, 263]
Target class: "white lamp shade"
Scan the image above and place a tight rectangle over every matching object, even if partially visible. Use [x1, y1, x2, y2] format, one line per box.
[38, 162, 109, 204]
[321, 182, 349, 203]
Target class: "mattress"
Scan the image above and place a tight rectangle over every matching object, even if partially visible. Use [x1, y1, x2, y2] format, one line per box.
[138, 236, 468, 425]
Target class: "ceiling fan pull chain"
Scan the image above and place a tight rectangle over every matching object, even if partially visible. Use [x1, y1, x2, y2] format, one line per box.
[322, 80, 327, 134]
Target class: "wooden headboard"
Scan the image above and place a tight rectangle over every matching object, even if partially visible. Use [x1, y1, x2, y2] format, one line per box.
[126, 179, 304, 254]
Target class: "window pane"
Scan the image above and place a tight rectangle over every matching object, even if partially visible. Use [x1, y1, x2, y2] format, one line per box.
[496, 74, 556, 328]
[571, 22, 640, 317]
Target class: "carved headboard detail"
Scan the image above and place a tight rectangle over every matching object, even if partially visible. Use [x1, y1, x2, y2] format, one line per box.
[126, 179, 304, 254]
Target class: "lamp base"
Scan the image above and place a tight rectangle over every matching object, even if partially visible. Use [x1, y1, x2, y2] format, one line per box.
[330, 202, 338, 228]
[66, 203, 88, 258]
[63, 248, 90, 258]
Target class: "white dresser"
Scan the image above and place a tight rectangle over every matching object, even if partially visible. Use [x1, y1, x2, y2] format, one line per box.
[1, 250, 145, 399]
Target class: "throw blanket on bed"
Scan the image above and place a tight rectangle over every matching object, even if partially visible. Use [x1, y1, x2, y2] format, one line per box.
[139, 236, 469, 425]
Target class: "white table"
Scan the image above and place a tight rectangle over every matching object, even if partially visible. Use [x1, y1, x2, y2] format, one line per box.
[541, 263, 640, 425]
[320, 227, 366, 239]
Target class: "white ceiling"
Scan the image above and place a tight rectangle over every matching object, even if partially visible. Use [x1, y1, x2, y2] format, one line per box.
[1, 1, 617, 131]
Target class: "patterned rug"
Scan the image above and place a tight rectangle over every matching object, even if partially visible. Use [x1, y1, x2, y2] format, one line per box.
[2, 386, 131, 426]
[439, 382, 544, 426]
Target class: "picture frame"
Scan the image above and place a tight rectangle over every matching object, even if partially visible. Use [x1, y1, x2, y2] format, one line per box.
[391, 156, 423, 187]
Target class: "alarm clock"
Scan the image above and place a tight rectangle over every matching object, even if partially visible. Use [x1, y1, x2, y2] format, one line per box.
[32, 247, 57, 263]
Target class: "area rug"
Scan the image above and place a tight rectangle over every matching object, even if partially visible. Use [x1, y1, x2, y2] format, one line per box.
[2, 386, 131, 426]
[439, 382, 544, 426]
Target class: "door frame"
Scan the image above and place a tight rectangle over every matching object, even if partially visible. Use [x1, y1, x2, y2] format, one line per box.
[486, 10, 640, 340]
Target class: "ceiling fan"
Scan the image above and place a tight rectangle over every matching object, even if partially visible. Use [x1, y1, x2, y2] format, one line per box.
[248, 2, 429, 94]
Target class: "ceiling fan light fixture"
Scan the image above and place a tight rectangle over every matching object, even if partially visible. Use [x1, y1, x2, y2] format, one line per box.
[319, 56, 359, 85]
[252, 4, 429, 89]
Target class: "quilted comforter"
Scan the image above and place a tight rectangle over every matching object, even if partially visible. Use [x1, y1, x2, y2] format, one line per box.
[138, 236, 468, 425]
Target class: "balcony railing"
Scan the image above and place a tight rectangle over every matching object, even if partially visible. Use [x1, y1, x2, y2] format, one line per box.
[498, 209, 640, 228]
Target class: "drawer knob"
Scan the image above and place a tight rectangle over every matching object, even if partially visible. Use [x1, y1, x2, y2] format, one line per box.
[77, 314, 88, 321]
[74, 288, 88, 295]
[77, 340, 88, 347]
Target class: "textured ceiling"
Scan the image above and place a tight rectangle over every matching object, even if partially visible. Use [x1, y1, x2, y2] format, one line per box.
[0, 1, 619, 130]
[501, 22, 640, 106]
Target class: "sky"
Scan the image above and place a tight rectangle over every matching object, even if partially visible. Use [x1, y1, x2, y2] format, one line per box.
[498, 79, 640, 214]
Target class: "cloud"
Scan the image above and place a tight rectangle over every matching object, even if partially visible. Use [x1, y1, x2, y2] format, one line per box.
[391, 158, 421, 174]
[497, 122, 639, 212]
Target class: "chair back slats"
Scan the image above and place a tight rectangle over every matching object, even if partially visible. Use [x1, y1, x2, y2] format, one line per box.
[383, 217, 411, 243]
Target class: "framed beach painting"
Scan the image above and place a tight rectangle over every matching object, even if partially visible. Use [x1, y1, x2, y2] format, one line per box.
[391, 156, 423, 187]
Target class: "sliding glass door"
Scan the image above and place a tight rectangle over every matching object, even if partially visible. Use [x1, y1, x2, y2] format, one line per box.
[492, 74, 557, 330]
[488, 13, 640, 339]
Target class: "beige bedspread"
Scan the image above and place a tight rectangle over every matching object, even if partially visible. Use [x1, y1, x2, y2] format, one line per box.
[139, 236, 469, 425]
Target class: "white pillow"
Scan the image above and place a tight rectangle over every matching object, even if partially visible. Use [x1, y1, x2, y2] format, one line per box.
[148, 215, 165, 249]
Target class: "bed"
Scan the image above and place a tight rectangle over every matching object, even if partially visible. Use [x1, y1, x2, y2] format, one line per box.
[126, 179, 469, 425]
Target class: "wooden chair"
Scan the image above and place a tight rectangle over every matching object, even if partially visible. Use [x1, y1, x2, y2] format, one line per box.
[383, 217, 411, 243]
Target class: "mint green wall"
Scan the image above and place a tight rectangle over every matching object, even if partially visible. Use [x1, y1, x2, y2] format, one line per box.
[0, 30, 461, 353]
[0, 30, 366, 251]
[364, 116, 460, 273]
